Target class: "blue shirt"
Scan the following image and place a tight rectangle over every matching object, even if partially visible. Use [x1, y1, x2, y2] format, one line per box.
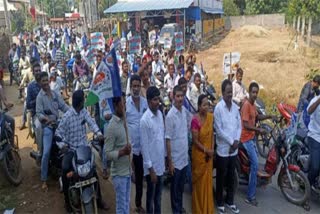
[132, 63, 140, 73]
[126, 96, 148, 155]
[26, 80, 41, 114]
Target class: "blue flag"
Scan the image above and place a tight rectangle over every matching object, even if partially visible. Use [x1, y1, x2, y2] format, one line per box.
[82, 34, 88, 48]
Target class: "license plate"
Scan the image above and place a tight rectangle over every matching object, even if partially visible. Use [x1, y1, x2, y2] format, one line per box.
[74, 177, 97, 188]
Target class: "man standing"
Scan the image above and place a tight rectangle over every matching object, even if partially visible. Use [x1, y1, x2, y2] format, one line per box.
[214, 79, 241, 214]
[105, 95, 132, 214]
[151, 52, 165, 76]
[121, 61, 130, 95]
[8, 43, 17, 86]
[164, 64, 176, 94]
[165, 86, 189, 213]
[188, 73, 203, 111]
[126, 75, 148, 213]
[306, 93, 320, 193]
[240, 82, 275, 206]
[297, 75, 320, 112]
[178, 77, 196, 114]
[36, 72, 69, 190]
[232, 68, 248, 106]
[140, 86, 165, 214]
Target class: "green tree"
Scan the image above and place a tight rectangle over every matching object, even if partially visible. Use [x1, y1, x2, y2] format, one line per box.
[224, 0, 241, 16]
[245, 0, 288, 15]
[98, 0, 118, 18]
[37, 0, 71, 18]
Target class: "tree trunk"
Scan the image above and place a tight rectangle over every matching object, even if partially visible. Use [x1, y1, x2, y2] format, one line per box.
[296, 16, 301, 33]
[301, 16, 305, 38]
[307, 17, 312, 47]
[293, 16, 296, 30]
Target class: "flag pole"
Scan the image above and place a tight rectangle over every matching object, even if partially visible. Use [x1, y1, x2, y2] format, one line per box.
[121, 97, 132, 174]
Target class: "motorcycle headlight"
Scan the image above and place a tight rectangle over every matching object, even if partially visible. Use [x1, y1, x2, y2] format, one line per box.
[77, 161, 91, 177]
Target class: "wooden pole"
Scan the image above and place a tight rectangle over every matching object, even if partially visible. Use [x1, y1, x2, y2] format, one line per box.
[121, 97, 132, 174]
[228, 52, 232, 81]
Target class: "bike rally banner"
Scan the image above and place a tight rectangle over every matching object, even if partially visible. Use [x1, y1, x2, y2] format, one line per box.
[174, 32, 184, 52]
[222, 52, 241, 75]
[164, 38, 172, 50]
[90, 32, 105, 50]
[129, 35, 141, 54]
[84, 47, 96, 67]
[148, 30, 157, 46]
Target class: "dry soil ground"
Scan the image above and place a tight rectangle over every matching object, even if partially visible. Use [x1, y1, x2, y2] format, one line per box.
[198, 25, 320, 109]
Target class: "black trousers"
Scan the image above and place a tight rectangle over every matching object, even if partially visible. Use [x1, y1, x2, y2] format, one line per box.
[133, 154, 144, 208]
[62, 151, 103, 206]
[170, 166, 187, 214]
[216, 154, 237, 207]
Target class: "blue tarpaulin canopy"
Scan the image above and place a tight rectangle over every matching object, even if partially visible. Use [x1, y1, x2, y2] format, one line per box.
[104, 0, 194, 14]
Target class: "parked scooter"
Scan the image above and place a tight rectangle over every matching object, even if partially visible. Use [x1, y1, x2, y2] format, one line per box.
[236, 126, 310, 208]
[0, 111, 22, 186]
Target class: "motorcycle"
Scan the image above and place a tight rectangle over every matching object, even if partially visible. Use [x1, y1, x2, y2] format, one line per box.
[54, 136, 99, 214]
[0, 111, 22, 186]
[30, 120, 63, 174]
[237, 127, 310, 208]
[255, 98, 278, 158]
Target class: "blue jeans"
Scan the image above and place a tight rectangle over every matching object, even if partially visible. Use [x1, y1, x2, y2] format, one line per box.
[308, 137, 320, 186]
[243, 139, 258, 200]
[146, 175, 163, 214]
[41, 127, 53, 181]
[112, 176, 131, 214]
[170, 166, 187, 214]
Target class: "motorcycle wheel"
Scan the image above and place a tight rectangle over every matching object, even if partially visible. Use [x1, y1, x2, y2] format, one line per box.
[256, 123, 274, 158]
[289, 145, 309, 173]
[0, 149, 22, 186]
[278, 169, 310, 206]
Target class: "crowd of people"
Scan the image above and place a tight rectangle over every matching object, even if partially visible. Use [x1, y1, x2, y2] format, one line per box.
[1, 24, 320, 214]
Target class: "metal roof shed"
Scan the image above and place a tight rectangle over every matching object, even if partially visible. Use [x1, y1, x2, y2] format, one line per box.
[104, 0, 194, 15]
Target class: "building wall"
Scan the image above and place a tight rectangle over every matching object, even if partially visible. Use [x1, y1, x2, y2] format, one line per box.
[225, 14, 286, 29]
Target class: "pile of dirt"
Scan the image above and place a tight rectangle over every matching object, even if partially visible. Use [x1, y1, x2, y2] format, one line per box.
[234, 25, 270, 38]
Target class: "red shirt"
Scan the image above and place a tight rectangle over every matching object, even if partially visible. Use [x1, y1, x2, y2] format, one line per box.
[240, 99, 258, 143]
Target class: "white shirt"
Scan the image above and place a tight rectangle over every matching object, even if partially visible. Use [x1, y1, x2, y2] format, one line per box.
[214, 99, 242, 157]
[50, 76, 64, 96]
[174, 74, 182, 86]
[307, 95, 320, 142]
[165, 106, 189, 170]
[164, 73, 176, 93]
[187, 83, 203, 111]
[232, 80, 249, 105]
[43, 63, 50, 76]
[152, 60, 165, 75]
[126, 96, 148, 156]
[140, 108, 165, 176]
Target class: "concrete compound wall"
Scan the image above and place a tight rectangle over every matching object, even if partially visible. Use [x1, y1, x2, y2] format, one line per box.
[224, 14, 286, 30]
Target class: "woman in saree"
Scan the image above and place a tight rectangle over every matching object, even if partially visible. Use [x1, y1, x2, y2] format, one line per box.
[191, 94, 215, 213]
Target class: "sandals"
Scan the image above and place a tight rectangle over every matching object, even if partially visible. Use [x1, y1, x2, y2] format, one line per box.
[42, 182, 48, 192]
